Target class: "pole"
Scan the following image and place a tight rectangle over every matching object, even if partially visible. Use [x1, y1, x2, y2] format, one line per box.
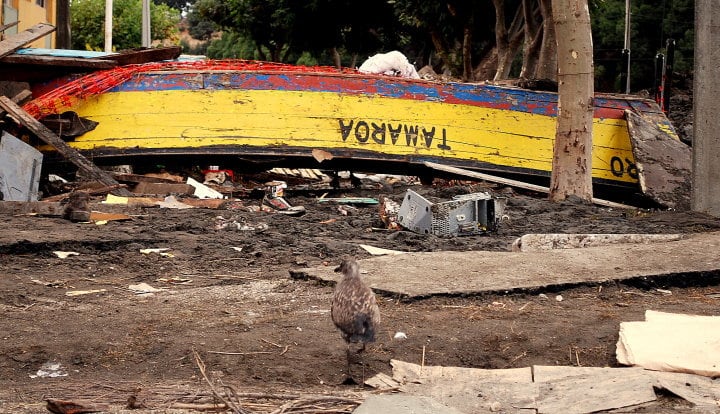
[104, 0, 112, 52]
[654, 53, 665, 109]
[663, 38, 675, 114]
[692, 0, 720, 216]
[55, 0, 71, 49]
[142, 0, 151, 47]
[623, 0, 631, 93]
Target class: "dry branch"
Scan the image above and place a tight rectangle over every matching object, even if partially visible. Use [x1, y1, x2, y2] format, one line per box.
[193, 349, 253, 414]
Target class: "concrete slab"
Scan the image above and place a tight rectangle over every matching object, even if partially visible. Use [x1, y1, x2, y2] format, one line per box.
[353, 394, 465, 414]
[375, 361, 717, 413]
[291, 231, 720, 298]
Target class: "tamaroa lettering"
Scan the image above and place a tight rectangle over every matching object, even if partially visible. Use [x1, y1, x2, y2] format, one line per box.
[339, 119, 451, 150]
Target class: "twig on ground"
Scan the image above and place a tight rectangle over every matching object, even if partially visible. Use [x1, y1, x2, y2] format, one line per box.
[268, 395, 362, 414]
[193, 349, 253, 414]
[168, 402, 229, 411]
[207, 351, 273, 355]
[261, 338, 282, 348]
[510, 351, 527, 364]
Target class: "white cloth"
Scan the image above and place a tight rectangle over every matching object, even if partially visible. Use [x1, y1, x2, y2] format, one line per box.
[616, 310, 720, 377]
[358, 51, 420, 79]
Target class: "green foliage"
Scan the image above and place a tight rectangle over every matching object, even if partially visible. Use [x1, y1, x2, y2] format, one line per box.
[180, 37, 208, 55]
[70, 0, 181, 51]
[186, 8, 216, 41]
[70, 0, 105, 50]
[591, 0, 694, 91]
[174, 0, 695, 90]
[194, 0, 415, 66]
[205, 31, 257, 59]
[385, 0, 497, 73]
[154, 0, 189, 13]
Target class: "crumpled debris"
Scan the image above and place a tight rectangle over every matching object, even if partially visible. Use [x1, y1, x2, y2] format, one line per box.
[128, 283, 165, 295]
[214, 216, 269, 232]
[53, 251, 80, 259]
[139, 248, 174, 257]
[30, 362, 68, 379]
[379, 196, 401, 230]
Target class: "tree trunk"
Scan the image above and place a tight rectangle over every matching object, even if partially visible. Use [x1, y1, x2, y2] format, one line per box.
[462, 25, 474, 81]
[331, 47, 341, 69]
[520, 0, 543, 79]
[548, 0, 594, 202]
[256, 46, 267, 61]
[492, 0, 525, 80]
[491, 0, 509, 80]
[474, 47, 499, 81]
[429, 29, 453, 75]
[536, 0, 557, 80]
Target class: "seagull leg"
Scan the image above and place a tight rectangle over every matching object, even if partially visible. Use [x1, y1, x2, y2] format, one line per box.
[346, 343, 351, 379]
[360, 352, 366, 385]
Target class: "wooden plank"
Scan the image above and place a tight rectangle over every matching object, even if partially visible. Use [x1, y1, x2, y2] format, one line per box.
[626, 110, 691, 210]
[0, 21, 20, 33]
[0, 54, 117, 69]
[391, 360, 537, 413]
[132, 181, 194, 195]
[534, 366, 657, 413]
[650, 371, 720, 407]
[0, 200, 63, 216]
[0, 23, 55, 59]
[0, 65, 94, 83]
[0, 89, 33, 118]
[97, 46, 182, 66]
[423, 161, 634, 209]
[0, 96, 133, 197]
[112, 172, 184, 184]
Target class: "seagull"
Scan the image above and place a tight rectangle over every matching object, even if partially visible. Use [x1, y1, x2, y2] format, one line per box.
[331, 258, 381, 382]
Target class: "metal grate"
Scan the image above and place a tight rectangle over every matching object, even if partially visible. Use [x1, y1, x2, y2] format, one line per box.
[398, 189, 504, 236]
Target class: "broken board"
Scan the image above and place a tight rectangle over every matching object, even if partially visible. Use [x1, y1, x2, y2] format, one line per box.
[625, 110, 691, 210]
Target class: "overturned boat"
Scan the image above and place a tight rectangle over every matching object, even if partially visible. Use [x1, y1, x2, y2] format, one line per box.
[24, 59, 680, 190]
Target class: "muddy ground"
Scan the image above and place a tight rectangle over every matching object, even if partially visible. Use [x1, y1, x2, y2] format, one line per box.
[1, 172, 720, 413]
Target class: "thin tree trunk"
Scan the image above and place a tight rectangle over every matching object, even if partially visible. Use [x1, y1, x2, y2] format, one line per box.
[536, 0, 557, 80]
[493, 0, 525, 80]
[462, 25, 474, 81]
[474, 47, 499, 81]
[331, 47, 341, 69]
[429, 29, 452, 74]
[256, 46, 267, 61]
[520, 0, 543, 79]
[492, 0, 509, 80]
[549, 0, 594, 202]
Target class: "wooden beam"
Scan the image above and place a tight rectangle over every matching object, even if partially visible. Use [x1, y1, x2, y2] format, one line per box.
[423, 161, 634, 209]
[0, 96, 133, 196]
[0, 21, 20, 34]
[0, 54, 117, 69]
[98, 46, 182, 66]
[0, 23, 56, 59]
[0, 89, 33, 118]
